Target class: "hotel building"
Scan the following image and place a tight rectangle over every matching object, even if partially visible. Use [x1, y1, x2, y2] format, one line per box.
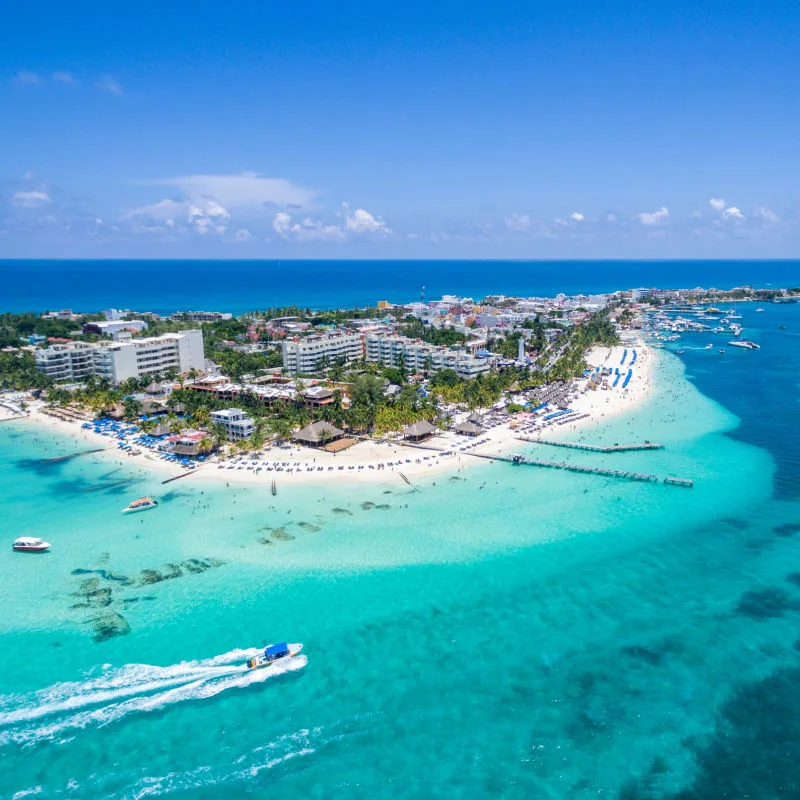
[281, 332, 364, 375]
[364, 335, 491, 379]
[209, 408, 256, 441]
[34, 330, 205, 384]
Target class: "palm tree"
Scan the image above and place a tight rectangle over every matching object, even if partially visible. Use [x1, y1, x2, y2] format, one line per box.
[123, 397, 143, 423]
[168, 415, 187, 435]
[192, 405, 211, 429]
[198, 436, 214, 454]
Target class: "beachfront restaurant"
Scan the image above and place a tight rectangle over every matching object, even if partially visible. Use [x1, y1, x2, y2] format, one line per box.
[403, 420, 436, 442]
[454, 420, 482, 437]
[292, 420, 345, 448]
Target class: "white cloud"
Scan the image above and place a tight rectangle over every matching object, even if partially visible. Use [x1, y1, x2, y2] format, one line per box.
[754, 207, 780, 223]
[122, 198, 187, 221]
[12, 190, 52, 209]
[13, 71, 41, 85]
[636, 207, 669, 226]
[605, 213, 617, 223]
[123, 197, 230, 235]
[504, 213, 531, 232]
[233, 228, 253, 242]
[570, 212, 584, 222]
[709, 198, 726, 212]
[273, 212, 344, 241]
[188, 201, 230, 235]
[52, 71, 76, 84]
[345, 207, 390, 234]
[723, 206, 744, 220]
[137, 172, 317, 212]
[97, 74, 123, 94]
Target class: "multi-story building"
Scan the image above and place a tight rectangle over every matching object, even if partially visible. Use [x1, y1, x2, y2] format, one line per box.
[82, 320, 147, 336]
[281, 333, 363, 375]
[210, 408, 256, 440]
[171, 311, 233, 322]
[34, 331, 205, 384]
[364, 335, 491, 379]
[34, 341, 97, 381]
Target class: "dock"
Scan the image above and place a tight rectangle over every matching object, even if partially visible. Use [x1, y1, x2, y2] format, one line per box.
[518, 438, 664, 453]
[42, 448, 105, 464]
[161, 471, 196, 484]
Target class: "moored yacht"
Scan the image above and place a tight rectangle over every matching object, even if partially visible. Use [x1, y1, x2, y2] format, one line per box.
[13, 537, 51, 553]
[247, 642, 303, 669]
[122, 496, 158, 514]
[728, 339, 760, 350]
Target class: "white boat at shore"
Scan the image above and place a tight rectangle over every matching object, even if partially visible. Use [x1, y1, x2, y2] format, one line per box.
[728, 339, 760, 350]
[13, 537, 51, 553]
[122, 496, 158, 514]
[247, 642, 303, 669]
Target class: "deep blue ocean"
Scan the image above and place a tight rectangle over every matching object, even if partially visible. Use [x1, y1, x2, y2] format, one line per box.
[2, 259, 799, 313]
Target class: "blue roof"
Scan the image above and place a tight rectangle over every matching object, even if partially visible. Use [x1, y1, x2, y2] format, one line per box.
[265, 642, 288, 656]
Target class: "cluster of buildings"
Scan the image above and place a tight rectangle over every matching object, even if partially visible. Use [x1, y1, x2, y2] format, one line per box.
[33, 331, 205, 384]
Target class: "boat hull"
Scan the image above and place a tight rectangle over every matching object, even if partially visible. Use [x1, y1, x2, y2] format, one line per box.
[247, 644, 303, 669]
[122, 504, 157, 514]
[13, 544, 50, 553]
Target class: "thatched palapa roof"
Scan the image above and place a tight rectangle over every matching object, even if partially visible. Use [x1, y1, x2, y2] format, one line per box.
[293, 420, 344, 445]
[454, 420, 481, 436]
[403, 420, 436, 439]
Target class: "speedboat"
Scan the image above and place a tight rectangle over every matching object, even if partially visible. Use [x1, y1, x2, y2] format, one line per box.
[704, 344, 713, 349]
[122, 496, 158, 514]
[247, 642, 303, 669]
[756, 308, 765, 312]
[728, 339, 760, 350]
[13, 537, 51, 553]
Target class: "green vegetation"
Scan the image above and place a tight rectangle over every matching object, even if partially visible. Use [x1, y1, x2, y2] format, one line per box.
[398, 317, 469, 347]
[546, 311, 620, 381]
[0, 351, 51, 391]
[0, 311, 103, 349]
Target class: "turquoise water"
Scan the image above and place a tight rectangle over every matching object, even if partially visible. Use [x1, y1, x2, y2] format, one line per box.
[2, 304, 800, 798]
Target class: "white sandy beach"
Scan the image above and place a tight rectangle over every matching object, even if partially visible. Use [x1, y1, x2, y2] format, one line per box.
[2, 341, 656, 488]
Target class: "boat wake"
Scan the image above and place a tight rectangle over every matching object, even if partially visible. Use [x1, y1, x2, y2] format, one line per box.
[0, 648, 307, 747]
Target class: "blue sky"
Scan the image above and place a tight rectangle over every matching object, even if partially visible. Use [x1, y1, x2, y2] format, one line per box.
[2, 0, 799, 258]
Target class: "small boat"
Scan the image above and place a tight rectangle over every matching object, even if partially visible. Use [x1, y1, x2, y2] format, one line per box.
[676, 349, 685, 354]
[247, 642, 303, 670]
[704, 344, 713, 350]
[719, 349, 725, 353]
[13, 537, 51, 553]
[728, 339, 760, 350]
[122, 496, 158, 514]
[756, 308, 765, 312]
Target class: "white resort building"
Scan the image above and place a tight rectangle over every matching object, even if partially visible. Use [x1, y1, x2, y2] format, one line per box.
[34, 330, 205, 384]
[210, 408, 256, 440]
[364, 334, 491, 379]
[281, 332, 364, 375]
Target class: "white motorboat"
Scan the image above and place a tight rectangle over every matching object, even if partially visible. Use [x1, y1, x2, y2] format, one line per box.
[122, 496, 158, 514]
[247, 642, 303, 670]
[13, 537, 51, 553]
[728, 339, 760, 350]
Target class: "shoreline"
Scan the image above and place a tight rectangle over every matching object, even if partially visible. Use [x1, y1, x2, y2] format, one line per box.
[1, 341, 656, 488]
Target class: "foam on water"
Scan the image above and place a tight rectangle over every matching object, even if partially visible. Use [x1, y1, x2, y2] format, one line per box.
[0, 650, 306, 748]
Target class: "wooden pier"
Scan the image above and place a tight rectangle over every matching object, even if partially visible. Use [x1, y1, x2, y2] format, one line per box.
[517, 437, 664, 453]
[42, 448, 105, 464]
[664, 477, 694, 488]
[161, 470, 196, 484]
